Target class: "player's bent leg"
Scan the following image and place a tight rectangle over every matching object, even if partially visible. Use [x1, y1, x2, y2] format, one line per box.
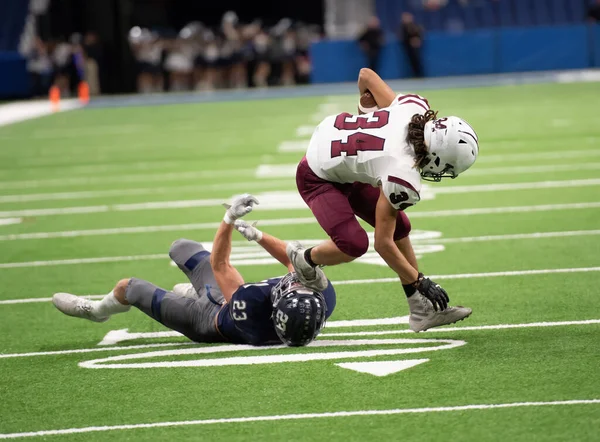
[286, 193, 369, 291]
[310, 239, 357, 265]
[125, 277, 227, 343]
[169, 238, 224, 302]
[296, 157, 369, 263]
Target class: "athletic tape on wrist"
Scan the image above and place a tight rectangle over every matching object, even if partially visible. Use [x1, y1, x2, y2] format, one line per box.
[223, 213, 234, 224]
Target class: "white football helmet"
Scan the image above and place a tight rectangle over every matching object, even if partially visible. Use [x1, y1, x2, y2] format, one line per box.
[421, 116, 479, 182]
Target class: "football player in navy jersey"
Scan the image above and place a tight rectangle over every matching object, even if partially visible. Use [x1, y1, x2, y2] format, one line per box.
[52, 194, 335, 347]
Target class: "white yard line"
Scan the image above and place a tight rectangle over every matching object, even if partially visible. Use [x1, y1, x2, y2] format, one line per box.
[466, 162, 600, 176]
[423, 229, 600, 244]
[0, 159, 597, 192]
[0, 99, 82, 128]
[0, 168, 258, 191]
[0, 217, 315, 241]
[476, 148, 600, 164]
[1, 196, 599, 219]
[0, 180, 294, 204]
[296, 126, 315, 137]
[406, 201, 600, 218]
[0, 294, 106, 305]
[0, 218, 21, 226]
[0, 399, 597, 439]
[2, 267, 600, 303]
[277, 140, 310, 153]
[322, 319, 600, 337]
[431, 178, 600, 194]
[255, 164, 297, 178]
[254, 162, 600, 179]
[2, 177, 598, 204]
[335, 267, 600, 286]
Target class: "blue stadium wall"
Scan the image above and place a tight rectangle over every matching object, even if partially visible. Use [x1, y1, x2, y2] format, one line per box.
[311, 24, 600, 83]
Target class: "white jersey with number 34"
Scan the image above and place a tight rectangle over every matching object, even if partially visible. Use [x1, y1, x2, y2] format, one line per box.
[305, 93, 429, 210]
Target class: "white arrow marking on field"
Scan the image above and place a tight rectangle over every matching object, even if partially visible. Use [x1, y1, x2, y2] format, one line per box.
[81, 338, 465, 369]
[97, 316, 411, 346]
[336, 359, 429, 376]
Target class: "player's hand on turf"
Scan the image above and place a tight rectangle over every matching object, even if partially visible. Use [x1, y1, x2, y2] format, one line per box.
[412, 273, 449, 311]
[222, 194, 259, 224]
[234, 220, 263, 242]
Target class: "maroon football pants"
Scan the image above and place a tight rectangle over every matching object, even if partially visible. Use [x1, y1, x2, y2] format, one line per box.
[296, 157, 411, 257]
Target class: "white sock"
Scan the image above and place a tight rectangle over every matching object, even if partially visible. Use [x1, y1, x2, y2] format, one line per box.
[91, 291, 130, 318]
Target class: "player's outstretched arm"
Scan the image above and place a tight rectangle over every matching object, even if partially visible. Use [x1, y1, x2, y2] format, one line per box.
[374, 190, 449, 311]
[211, 194, 259, 301]
[373, 190, 420, 283]
[357, 68, 396, 108]
[211, 221, 245, 302]
[234, 220, 294, 272]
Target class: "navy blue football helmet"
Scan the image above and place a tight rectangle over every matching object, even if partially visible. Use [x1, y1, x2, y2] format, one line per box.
[271, 273, 327, 347]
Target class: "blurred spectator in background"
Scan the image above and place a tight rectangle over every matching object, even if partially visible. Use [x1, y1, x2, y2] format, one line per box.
[83, 32, 102, 95]
[398, 12, 424, 78]
[197, 29, 220, 91]
[164, 29, 196, 91]
[252, 28, 271, 87]
[358, 17, 384, 71]
[295, 24, 320, 84]
[589, 0, 600, 22]
[129, 27, 163, 93]
[269, 19, 297, 86]
[221, 12, 246, 89]
[52, 37, 73, 96]
[26, 36, 53, 97]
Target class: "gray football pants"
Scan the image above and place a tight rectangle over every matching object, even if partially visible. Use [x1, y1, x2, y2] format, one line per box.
[124, 239, 228, 343]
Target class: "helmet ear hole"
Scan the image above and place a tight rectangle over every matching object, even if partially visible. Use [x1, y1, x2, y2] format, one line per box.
[434, 157, 441, 167]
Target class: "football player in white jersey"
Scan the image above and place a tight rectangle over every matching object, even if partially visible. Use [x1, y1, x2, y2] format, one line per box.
[286, 68, 479, 332]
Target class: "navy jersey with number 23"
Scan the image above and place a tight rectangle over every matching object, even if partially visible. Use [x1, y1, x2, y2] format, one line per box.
[217, 277, 336, 346]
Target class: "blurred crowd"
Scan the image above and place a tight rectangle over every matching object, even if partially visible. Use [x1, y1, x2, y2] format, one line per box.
[129, 12, 322, 93]
[25, 31, 101, 98]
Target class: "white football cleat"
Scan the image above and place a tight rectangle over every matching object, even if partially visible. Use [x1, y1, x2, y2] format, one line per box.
[407, 292, 472, 332]
[172, 283, 198, 299]
[286, 241, 328, 292]
[52, 293, 109, 323]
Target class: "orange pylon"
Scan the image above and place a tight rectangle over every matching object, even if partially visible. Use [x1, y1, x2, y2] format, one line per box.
[78, 81, 90, 104]
[49, 85, 60, 112]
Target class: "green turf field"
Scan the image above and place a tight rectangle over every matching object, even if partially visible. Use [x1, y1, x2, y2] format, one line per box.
[0, 82, 599, 441]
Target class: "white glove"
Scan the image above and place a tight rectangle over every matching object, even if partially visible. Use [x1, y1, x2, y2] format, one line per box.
[222, 194, 259, 224]
[234, 220, 263, 242]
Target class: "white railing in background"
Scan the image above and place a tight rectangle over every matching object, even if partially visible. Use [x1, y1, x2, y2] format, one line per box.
[324, 0, 375, 38]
